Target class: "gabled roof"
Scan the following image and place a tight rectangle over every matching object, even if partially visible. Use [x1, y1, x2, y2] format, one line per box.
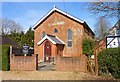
[37, 34, 65, 45]
[106, 20, 120, 36]
[0, 35, 20, 47]
[33, 7, 95, 35]
[33, 7, 84, 29]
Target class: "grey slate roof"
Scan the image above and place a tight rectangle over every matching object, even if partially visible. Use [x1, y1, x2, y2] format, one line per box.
[47, 35, 64, 45]
[0, 35, 20, 47]
[37, 34, 65, 45]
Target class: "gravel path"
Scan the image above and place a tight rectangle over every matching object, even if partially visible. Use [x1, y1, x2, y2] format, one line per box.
[2, 71, 113, 80]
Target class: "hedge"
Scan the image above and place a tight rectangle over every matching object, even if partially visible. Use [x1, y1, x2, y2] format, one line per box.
[98, 48, 120, 79]
[82, 39, 95, 57]
[0, 46, 2, 70]
[2, 45, 10, 71]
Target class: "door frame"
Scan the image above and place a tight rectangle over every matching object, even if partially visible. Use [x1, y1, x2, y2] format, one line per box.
[44, 40, 51, 62]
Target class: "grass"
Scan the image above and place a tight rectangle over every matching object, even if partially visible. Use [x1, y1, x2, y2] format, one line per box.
[1, 45, 10, 71]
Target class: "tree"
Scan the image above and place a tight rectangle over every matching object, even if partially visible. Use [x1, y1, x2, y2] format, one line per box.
[1, 18, 23, 34]
[0, 19, 2, 35]
[88, 2, 120, 18]
[94, 16, 111, 39]
[82, 39, 95, 73]
[1, 18, 34, 47]
[7, 27, 34, 47]
[82, 39, 95, 57]
[24, 27, 34, 47]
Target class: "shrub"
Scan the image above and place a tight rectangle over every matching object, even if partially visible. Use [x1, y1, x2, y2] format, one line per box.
[82, 39, 95, 73]
[82, 39, 95, 57]
[2, 45, 10, 71]
[98, 48, 120, 79]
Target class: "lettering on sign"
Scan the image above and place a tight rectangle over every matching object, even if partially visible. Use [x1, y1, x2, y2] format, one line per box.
[48, 21, 65, 26]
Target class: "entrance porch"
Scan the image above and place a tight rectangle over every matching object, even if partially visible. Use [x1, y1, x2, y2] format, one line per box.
[37, 34, 65, 63]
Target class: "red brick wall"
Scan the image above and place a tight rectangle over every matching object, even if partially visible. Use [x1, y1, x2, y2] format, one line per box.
[10, 54, 38, 71]
[95, 38, 106, 53]
[34, 11, 94, 60]
[55, 55, 88, 72]
[56, 44, 64, 57]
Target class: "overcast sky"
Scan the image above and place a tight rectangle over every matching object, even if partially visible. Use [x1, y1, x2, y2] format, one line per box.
[2, 2, 118, 33]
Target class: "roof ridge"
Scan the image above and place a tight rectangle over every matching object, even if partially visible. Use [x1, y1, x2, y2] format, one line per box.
[33, 6, 84, 29]
[37, 34, 65, 45]
[46, 34, 55, 37]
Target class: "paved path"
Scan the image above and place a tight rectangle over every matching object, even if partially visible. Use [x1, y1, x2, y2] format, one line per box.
[2, 71, 112, 80]
[38, 62, 55, 71]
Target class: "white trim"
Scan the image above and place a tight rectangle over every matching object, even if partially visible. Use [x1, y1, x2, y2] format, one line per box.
[10, 46, 12, 55]
[33, 7, 84, 29]
[43, 43, 44, 62]
[37, 35, 56, 45]
[47, 36, 56, 44]
[56, 36, 65, 44]
[37, 35, 65, 45]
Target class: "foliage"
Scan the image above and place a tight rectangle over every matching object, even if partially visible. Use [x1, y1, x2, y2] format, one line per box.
[5, 27, 34, 47]
[24, 27, 34, 47]
[98, 48, 120, 79]
[88, 2, 120, 18]
[2, 45, 10, 71]
[82, 39, 95, 57]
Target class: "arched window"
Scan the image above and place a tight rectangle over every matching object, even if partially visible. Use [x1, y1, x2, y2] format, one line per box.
[54, 28, 58, 33]
[67, 29, 72, 47]
[42, 31, 46, 38]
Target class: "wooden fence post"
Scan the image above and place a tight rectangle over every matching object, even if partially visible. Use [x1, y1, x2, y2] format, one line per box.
[94, 49, 98, 76]
[10, 46, 12, 55]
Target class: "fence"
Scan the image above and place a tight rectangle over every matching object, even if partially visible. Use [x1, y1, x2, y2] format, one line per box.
[55, 55, 88, 72]
[10, 46, 38, 71]
[10, 46, 92, 72]
[12, 46, 34, 55]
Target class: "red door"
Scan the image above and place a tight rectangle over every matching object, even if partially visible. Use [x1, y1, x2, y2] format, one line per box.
[44, 41, 51, 62]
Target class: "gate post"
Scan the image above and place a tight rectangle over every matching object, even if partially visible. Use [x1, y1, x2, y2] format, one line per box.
[94, 49, 98, 76]
[10, 46, 12, 55]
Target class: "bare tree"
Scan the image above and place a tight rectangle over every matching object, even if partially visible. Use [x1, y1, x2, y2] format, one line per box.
[0, 18, 23, 34]
[0, 19, 2, 35]
[94, 16, 111, 39]
[88, 2, 120, 18]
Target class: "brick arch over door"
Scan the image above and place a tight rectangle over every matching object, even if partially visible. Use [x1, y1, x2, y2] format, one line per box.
[44, 40, 51, 62]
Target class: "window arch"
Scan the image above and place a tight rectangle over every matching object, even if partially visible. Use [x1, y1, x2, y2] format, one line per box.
[42, 31, 46, 38]
[54, 28, 58, 33]
[67, 29, 72, 47]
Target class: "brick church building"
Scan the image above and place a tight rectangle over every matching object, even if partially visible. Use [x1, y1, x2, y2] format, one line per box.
[33, 7, 95, 62]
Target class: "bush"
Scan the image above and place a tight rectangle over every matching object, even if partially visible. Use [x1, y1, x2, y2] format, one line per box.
[98, 48, 120, 79]
[82, 39, 95, 57]
[2, 45, 10, 71]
